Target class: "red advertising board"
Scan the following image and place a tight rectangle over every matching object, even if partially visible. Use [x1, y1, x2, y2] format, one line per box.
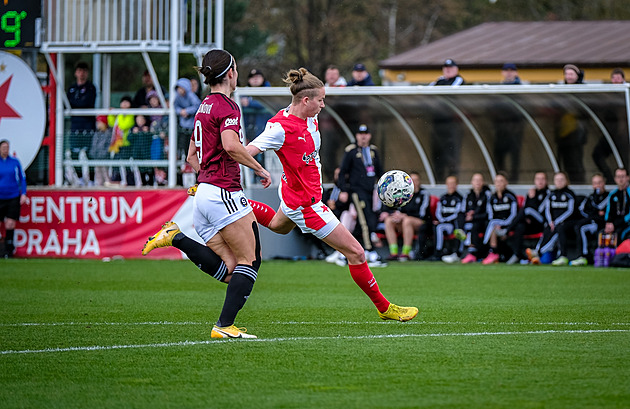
[13, 189, 192, 259]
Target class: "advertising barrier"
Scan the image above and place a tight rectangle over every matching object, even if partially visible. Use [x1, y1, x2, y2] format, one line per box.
[13, 189, 200, 260]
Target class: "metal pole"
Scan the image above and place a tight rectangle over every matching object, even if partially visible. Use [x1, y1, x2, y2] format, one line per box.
[92, 53, 102, 108]
[55, 53, 65, 187]
[215, 0, 223, 48]
[168, 0, 179, 187]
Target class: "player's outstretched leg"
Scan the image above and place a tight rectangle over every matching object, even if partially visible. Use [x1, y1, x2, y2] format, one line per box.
[142, 221, 180, 255]
[142, 221, 230, 283]
[325, 224, 419, 321]
[249, 199, 276, 228]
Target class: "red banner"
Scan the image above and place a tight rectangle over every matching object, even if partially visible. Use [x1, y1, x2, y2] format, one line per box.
[14, 189, 192, 259]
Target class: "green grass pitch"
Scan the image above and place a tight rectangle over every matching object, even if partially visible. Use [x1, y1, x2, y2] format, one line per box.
[1, 259, 629, 408]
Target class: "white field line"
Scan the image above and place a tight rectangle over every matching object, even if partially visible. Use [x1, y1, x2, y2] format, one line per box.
[2, 321, 629, 327]
[1, 329, 628, 356]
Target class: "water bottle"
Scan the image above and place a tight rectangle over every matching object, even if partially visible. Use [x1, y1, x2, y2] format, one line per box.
[594, 247, 605, 267]
[602, 248, 611, 267]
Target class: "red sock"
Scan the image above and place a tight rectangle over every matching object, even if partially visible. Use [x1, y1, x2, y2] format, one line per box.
[248, 199, 275, 228]
[348, 262, 390, 313]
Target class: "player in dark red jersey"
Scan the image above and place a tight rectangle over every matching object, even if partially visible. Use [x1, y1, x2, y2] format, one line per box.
[246, 68, 418, 322]
[143, 49, 271, 339]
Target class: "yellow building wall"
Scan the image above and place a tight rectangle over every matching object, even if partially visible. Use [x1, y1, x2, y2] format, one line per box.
[383, 67, 629, 85]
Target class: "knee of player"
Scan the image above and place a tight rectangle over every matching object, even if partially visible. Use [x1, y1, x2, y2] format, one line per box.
[225, 259, 238, 274]
[342, 243, 366, 263]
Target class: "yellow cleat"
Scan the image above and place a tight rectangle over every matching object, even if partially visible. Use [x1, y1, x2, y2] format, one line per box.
[378, 303, 419, 322]
[211, 325, 257, 339]
[141, 221, 180, 255]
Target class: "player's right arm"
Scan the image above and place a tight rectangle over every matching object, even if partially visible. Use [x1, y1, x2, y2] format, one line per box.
[187, 139, 200, 172]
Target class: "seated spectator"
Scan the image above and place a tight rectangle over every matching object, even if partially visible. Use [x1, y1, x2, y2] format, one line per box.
[570, 173, 609, 266]
[506, 171, 549, 264]
[457, 173, 491, 264]
[604, 168, 630, 242]
[383, 172, 431, 261]
[526, 171, 579, 265]
[430, 175, 463, 261]
[347, 63, 375, 86]
[481, 172, 519, 264]
[325, 65, 347, 87]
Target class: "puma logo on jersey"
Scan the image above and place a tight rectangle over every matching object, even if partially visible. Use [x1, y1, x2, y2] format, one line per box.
[298, 136, 306, 141]
[224, 117, 239, 127]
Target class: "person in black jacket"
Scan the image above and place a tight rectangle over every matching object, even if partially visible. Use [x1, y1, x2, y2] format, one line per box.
[481, 172, 519, 264]
[338, 124, 383, 259]
[431, 175, 464, 261]
[66, 61, 98, 184]
[67, 61, 97, 134]
[457, 173, 492, 264]
[507, 171, 549, 264]
[569, 173, 609, 266]
[429, 59, 465, 181]
[383, 172, 431, 261]
[527, 171, 579, 265]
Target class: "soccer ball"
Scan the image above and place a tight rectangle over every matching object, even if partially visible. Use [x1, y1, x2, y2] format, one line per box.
[377, 170, 414, 208]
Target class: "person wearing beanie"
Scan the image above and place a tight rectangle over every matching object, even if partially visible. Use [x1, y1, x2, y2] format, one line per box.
[563, 64, 584, 84]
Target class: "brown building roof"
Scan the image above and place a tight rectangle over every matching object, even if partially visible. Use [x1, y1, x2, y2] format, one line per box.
[380, 21, 630, 70]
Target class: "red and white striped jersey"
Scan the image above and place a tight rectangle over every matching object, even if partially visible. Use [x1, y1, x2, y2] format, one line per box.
[250, 108, 323, 210]
[192, 93, 243, 191]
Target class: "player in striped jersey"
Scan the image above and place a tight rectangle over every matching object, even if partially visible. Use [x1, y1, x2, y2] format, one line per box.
[246, 68, 418, 322]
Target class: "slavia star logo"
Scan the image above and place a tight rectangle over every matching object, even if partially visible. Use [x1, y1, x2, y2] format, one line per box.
[0, 75, 21, 124]
[0, 51, 46, 169]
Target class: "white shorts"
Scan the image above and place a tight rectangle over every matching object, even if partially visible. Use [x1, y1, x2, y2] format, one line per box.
[281, 200, 340, 240]
[193, 183, 252, 243]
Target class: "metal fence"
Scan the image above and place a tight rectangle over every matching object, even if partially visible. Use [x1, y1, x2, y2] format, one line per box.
[42, 0, 221, 53]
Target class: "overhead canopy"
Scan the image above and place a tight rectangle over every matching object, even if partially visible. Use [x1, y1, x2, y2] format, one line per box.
[237, 84, 629, 186]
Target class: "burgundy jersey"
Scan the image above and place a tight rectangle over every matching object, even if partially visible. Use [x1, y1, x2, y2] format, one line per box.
[192, 93, 243, 191]
[250, 108, 323, 210]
